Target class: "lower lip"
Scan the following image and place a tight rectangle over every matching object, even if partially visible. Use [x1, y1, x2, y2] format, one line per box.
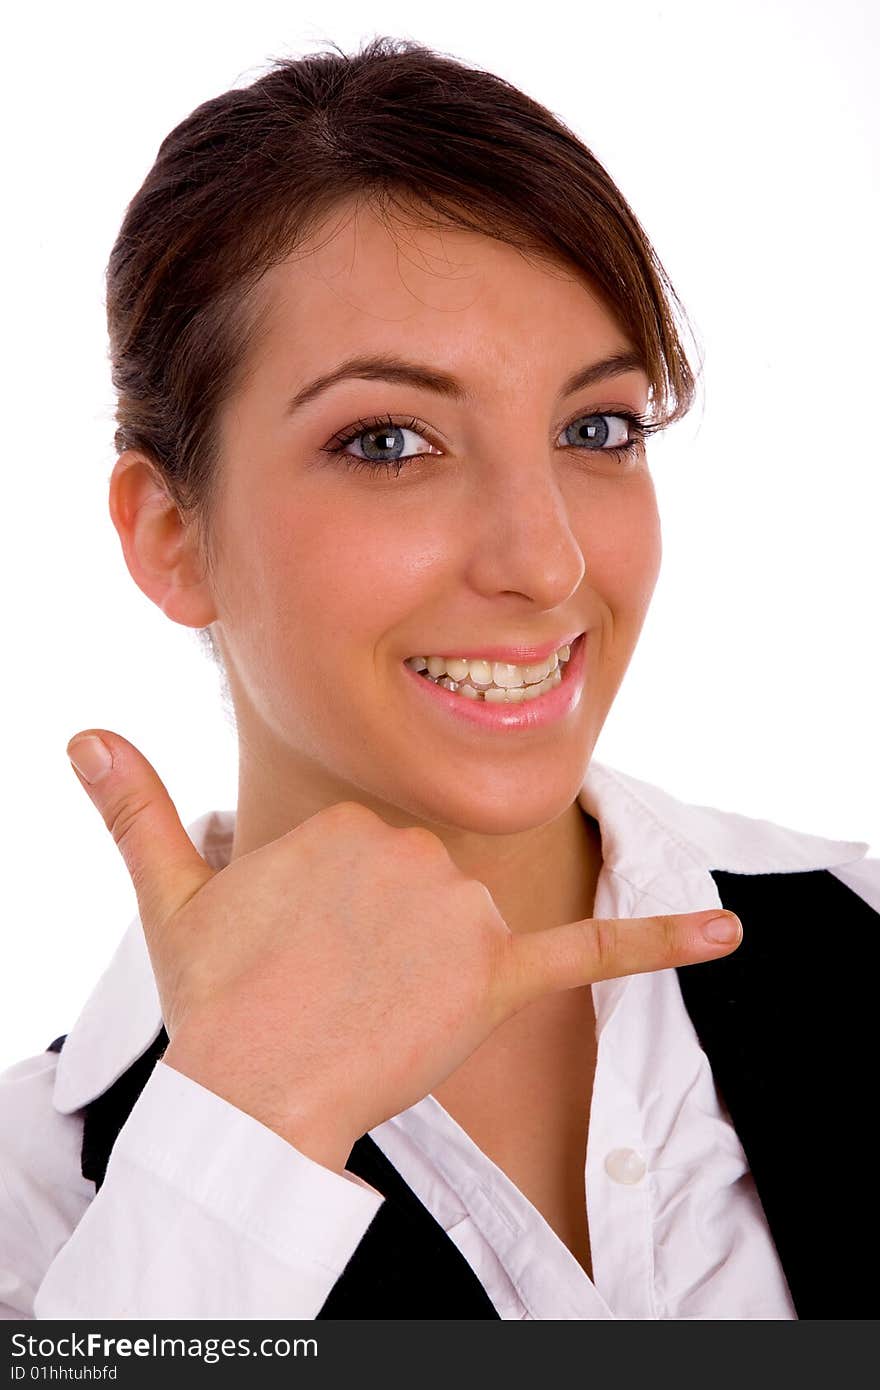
[401, 633, 588, 733]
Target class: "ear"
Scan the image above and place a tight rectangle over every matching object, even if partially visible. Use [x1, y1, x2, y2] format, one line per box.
[108, 450, 218, 628]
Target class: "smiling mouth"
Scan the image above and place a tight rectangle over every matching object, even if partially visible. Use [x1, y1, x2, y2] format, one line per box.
[403, 638, 577, 703]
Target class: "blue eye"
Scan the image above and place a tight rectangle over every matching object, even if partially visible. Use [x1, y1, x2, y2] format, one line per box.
[320, 409, 654, 478]
[559, 412, 644, 452]
[321, 415, 436, 475]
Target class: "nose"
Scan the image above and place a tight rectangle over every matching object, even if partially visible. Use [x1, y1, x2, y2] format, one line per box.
[462, 452, 586, 609]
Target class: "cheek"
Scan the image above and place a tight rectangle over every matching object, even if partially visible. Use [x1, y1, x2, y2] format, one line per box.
[243, 489, 448, 653]
[575, 476, 662, 617]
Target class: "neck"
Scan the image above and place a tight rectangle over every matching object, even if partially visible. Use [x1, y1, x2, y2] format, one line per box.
[441, 798, 602, 939]
[229, 739, 602, 940]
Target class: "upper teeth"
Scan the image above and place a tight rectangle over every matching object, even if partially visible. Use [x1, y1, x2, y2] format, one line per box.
[405, 642, 572, 688]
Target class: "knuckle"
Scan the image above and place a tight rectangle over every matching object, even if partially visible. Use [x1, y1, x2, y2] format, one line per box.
[487, 928, 520, 1025]
[659, 914, 680, 964]
[453, 876, 491, 918]
[106, 792, 153, 856]
[467, 877, 500, 919]
[399, 825, 448, 859]
[323, 799, 379, 829]
[591, 917, 619, 975]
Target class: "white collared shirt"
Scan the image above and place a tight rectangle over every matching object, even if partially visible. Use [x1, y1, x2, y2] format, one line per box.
[1, 758, 876, 1320]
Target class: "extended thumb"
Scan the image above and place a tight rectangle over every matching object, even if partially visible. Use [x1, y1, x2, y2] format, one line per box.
[66, 729, 214, 932]
[67, 733, 114, 785]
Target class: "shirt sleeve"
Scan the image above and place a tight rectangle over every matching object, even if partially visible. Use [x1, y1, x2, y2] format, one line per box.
[0, 1050, 93, 1319]
[1, 1054, 386, 1319]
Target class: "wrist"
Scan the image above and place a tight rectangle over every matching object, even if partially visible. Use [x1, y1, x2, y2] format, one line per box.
[160, 1039, 358, 1176]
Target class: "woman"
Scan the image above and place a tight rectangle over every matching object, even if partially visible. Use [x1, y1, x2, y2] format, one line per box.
[1, 36, 876, 1322]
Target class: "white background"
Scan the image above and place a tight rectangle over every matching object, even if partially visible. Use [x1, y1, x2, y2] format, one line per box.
[1, 0, 877, 1069]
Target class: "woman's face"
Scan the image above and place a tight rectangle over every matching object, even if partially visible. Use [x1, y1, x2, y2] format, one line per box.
[187, 199, 661, 836]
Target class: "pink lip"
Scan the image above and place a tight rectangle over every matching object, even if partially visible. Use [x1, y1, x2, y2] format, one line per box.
[401, 632, 588, 733]
[406, 630, 584, 666]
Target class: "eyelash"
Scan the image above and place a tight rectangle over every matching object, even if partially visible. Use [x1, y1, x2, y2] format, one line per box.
[320, 409, 659, 477]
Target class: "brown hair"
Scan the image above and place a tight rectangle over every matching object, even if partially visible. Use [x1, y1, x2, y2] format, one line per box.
[106, 34, 701, 674]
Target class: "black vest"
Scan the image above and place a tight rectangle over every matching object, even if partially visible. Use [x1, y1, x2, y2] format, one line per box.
[48, 867, 879, 1319]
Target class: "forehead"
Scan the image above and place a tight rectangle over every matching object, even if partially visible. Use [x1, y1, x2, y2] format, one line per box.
[249, 197, 636, 387]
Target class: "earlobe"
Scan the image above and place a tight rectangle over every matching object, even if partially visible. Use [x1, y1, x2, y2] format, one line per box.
[108, 450, 218, 628]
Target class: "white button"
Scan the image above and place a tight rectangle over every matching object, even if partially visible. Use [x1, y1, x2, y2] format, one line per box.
[604, 1148, 647, 1184]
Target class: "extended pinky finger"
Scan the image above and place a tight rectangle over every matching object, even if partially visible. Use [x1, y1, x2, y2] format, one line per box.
[498, 909, 743, 1014]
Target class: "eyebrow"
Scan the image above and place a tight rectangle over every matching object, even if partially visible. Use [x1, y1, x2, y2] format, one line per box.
[285, 348, 648, 415]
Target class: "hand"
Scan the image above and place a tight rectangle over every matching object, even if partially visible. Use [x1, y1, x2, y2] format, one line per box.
[66, 729, 742, 1173]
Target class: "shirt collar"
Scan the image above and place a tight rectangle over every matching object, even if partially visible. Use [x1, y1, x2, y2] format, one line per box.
[52, 759, 870, 1115]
